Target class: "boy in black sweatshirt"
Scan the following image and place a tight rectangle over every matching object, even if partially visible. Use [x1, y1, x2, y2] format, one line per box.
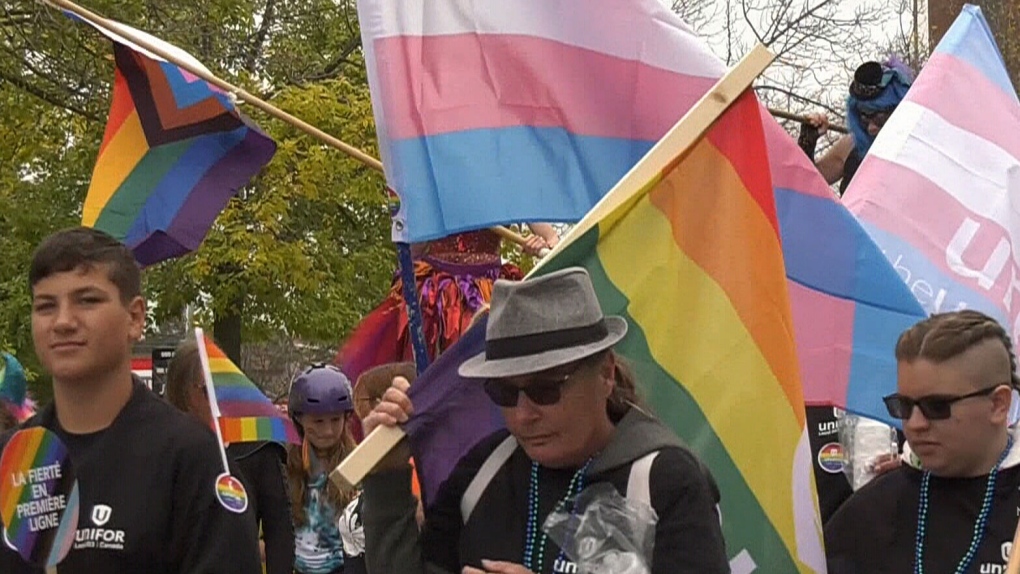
[0, 227, 261, 573]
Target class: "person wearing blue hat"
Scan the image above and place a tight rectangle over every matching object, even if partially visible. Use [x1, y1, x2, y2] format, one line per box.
[800, 58, 914, 195]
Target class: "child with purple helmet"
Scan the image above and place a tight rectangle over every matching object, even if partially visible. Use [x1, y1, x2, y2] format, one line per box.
[286, 364, 358, 574]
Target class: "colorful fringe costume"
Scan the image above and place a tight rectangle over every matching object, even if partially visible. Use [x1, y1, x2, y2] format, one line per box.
[336, 230, 522, 385]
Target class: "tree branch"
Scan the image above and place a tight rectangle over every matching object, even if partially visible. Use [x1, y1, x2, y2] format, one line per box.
[0, 68, 100, 122]
[245, 0, 277, 74]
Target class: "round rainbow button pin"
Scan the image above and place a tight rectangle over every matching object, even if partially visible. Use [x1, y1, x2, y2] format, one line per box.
[0, 428, 79, 567]
[214, 473, 249, 514]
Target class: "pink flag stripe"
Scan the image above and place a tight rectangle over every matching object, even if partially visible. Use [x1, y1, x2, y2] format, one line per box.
[374, 34, 715, 140]
[851, 159, 1014, 308]
[787, 281, 854, 405]
[912, 53, 1020, 158]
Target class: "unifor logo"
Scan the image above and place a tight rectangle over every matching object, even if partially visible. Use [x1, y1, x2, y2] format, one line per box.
[91, 504, 112, 527]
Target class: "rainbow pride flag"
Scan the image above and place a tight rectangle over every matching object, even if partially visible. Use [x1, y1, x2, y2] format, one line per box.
[199, 334, 299, 445]
[77, 18, 275, 266]
[404, 89, 825, 571]
[530, 90, 823, 573]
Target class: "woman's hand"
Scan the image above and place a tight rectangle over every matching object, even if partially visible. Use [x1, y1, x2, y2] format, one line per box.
[361, 376, 414, 435]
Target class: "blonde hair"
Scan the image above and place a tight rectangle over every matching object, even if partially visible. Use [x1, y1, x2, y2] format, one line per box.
[285, 421, 358, 526]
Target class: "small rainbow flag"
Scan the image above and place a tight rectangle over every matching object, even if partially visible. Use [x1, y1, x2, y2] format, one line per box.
[76, 17, 275, 266]
[198, 333, 299, 445]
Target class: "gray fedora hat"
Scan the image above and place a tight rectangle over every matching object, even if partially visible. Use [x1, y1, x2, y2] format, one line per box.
[458, 267, 628, 379]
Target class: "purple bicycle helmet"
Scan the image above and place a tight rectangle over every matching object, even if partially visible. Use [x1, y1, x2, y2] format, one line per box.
[288, 364, 354, 430]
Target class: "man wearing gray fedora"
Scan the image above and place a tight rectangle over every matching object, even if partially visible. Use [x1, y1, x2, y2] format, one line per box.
[360, 267, 729, 574]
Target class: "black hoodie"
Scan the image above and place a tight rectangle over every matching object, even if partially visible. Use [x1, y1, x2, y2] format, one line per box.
[362, 408, 728, 574]
[825, 437, 1020, 574]
[0, 381, 262, 573]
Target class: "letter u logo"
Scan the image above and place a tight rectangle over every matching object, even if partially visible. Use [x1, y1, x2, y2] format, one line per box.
[91, 505, 112, 527]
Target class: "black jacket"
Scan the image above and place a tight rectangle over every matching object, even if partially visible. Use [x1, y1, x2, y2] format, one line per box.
[362, 408, 728, 574]
[825, 452, 1020, 573]
[806, 406, 853, 523]
[228, 441, 294, 574]
[0, 381, 262, 573]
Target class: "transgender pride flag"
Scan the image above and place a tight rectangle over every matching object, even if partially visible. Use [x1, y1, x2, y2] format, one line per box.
[845, 5, 1020, 348]
[359, 0, 926, 425]
[357, 0, 719, 242]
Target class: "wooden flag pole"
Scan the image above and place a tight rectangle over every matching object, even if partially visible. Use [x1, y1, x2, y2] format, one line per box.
[768, 107, 848, 134]
[47, 0, 384, 172]
[531, 44, 776, 277]
[46, 0, 541, 251]
[332, 43, 777, 489]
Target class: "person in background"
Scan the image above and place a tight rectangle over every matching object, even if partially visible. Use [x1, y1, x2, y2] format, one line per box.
[336, 225, 560, 442]
[0, 352, 35, 425]
[287, 364, 359, 574]
[165, 339, 294, 574]
[338, 361, 422, 574]
[799, 58, 914, 195]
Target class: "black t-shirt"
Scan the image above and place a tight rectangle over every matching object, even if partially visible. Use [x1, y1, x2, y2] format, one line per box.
[825, 464, 1020, 573]
[421, 430, 729, 574]
[0, 381, 262, 573]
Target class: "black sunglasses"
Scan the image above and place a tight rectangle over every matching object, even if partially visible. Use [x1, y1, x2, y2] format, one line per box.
[483, 363, 585, 408]
[859, 109, 892, 128]
[883, 385, 1005, 421]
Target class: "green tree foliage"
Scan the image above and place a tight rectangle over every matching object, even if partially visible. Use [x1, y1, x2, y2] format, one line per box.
[0, 0, 393, 396]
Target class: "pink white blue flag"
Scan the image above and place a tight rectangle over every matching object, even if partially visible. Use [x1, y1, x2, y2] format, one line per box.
[357, 0, 925, 424]
[845, 5, 1018, 360]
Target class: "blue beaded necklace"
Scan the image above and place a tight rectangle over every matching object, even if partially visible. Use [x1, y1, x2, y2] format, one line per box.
[913, 436, 1013, 574]
[523, 458, 593, 573]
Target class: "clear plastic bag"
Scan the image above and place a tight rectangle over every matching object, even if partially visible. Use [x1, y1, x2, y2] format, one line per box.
[838, 412, 898, 490]
[543, 482, 658, 574]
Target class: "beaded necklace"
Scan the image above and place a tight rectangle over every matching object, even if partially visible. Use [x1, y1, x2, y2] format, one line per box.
[913, 437, 1013, 574]
[523, 458, 594, 573]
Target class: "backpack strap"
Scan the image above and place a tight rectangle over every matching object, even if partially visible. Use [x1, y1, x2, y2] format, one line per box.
[625, 450, 659, 507]
[460, 435, 519, 524]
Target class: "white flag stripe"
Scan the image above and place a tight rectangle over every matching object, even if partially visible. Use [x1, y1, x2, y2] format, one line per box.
[356, 0, 724, 79]
[869, 100, 1020, 234]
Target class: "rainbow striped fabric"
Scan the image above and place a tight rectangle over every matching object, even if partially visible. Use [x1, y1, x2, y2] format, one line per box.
[201, 335, 300, 445]
[77, 18, 275, 266]
[846, 6, 1020, 343]
[533, 91, 824, 573]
